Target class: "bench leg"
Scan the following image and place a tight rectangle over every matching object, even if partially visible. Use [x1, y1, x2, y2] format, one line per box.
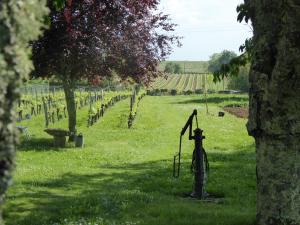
[53, 136, 66, 147]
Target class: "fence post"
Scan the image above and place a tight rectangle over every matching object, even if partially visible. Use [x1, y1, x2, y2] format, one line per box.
[42, 97, 49, 128]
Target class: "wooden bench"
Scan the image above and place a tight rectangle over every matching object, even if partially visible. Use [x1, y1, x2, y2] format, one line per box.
[44, 128, 70, 147]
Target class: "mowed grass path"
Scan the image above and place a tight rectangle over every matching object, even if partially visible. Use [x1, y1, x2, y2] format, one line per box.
[5, 95, 255, 225]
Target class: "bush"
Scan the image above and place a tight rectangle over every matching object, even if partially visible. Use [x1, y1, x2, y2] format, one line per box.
[183, 90, 193, 95]
[164, 62, 183, 74]
[195, 89, 203, 94]
[228, 65, 250, 92]
[170, 89, 177, 95]
[147, 89, 161, 96]
[173, 64, 183, 74]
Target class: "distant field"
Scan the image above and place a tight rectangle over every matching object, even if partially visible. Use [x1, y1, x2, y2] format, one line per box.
[150, 73, 227, 93]
[159, 61, 209, 73]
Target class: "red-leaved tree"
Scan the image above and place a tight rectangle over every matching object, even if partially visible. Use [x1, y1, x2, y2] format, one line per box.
[32, 0, 180, 137]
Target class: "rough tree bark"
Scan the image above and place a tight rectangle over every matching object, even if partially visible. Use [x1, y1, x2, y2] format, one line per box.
[63, 79, 77, 141]
[246, 0, 300, 224]
[0, 0, 47, 223]
[0, 67, 18, 225]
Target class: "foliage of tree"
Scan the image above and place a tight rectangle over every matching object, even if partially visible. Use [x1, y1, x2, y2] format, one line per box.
[242, 1, 300, 224]
[208, 50, 237, 81]
[227, 64, 250, 92]
[212, 5, 253, 82]
[164, 62, 175, 73]
[0, 0, 48, 222]
[164, 62, 183, 74]
[32, 0, 180, 137]
[173, 63, 183, 74]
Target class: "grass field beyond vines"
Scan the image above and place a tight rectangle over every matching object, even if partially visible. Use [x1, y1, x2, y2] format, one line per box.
[5, 94, 255, 225]
[159, 61, 208, 73]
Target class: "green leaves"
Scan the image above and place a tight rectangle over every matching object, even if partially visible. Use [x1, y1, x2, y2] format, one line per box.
[208, 50, 237, 82]
[164, 62, 183, 74]
[53, 0, 65, 11]
[237, 3, 252, 24]
[210, 2, 254, 83]
[212, 53, 249, 82]
[32, 0, 180, 85]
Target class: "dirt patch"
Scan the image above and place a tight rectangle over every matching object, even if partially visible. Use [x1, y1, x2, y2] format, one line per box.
[224, 106, 249, 119]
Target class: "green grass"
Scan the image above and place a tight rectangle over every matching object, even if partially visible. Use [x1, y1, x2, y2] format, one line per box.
[5, 94, 255, 225]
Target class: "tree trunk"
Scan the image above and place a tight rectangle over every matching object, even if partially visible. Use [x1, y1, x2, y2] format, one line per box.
[0, 82, 18, 225]
[63, 79, 77, 141]
[246, 1, 300, 224]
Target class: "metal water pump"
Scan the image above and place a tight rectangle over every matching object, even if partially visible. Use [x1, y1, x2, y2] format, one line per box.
[173, 109, 209, 199]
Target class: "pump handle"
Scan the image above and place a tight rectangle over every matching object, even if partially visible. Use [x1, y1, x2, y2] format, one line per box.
[181, 109, 197, 136]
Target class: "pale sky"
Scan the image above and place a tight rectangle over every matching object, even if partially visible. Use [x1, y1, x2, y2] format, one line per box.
[159, 0, 252, 61]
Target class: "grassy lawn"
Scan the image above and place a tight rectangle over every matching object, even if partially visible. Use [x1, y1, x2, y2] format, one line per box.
[4, 94, 255, 225]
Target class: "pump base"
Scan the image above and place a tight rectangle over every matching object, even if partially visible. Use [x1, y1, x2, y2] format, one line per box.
[181, 192, 224, 203]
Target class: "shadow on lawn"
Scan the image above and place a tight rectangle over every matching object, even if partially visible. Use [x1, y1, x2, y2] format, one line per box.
[174, 96, 249, 105]
[5, 146, 256, 225]
[17, 138, 54, 151]
[17, 137, 71, 152]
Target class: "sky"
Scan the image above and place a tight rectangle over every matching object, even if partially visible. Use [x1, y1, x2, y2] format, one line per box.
[159, 0, 252, 61]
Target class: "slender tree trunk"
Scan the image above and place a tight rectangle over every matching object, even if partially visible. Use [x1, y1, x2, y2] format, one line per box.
[63, 79, 77, 141]
[246, 1, 300, 224]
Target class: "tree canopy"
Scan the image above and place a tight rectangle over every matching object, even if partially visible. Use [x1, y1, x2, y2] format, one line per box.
[32, 0, 180, 84]
[211, 3, 253, 82]
[32, 0, 180, 136]
[208, 50, 237, 81]
[164, 62, 183, 74]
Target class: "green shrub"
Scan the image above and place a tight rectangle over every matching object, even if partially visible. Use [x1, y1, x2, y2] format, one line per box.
[228, 65, 250, 92]
[195, 89, 203, 94]
[148, 89, 162, 96]
[183, 90, 193, 95]
[164, 62, 183, 74]
[170, 89, 177, 95]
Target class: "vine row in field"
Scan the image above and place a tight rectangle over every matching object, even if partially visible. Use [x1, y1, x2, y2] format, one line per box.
[128, 88, 146, 128]
[87, 91, 131, 127]
[149, 73, 227, 95]
[16, 88, 132, 128]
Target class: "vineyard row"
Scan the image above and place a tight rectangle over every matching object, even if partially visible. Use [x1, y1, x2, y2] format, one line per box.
[150, 73, 227, 93]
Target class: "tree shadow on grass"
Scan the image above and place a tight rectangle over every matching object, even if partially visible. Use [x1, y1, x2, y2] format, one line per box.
[174, 96, 249, 105]
[5, 145, 256, 225]
[18, 138, 71, 152]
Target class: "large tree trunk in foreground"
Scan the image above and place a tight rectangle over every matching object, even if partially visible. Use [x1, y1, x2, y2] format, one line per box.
[246, 1, 300, 224]
[0, 1, 47, 223]
[63, 79, 77, 141]
[0, 80, 18, 225]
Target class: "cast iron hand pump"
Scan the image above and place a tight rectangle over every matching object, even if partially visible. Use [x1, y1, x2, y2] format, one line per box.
[173, 109, 209, 199]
